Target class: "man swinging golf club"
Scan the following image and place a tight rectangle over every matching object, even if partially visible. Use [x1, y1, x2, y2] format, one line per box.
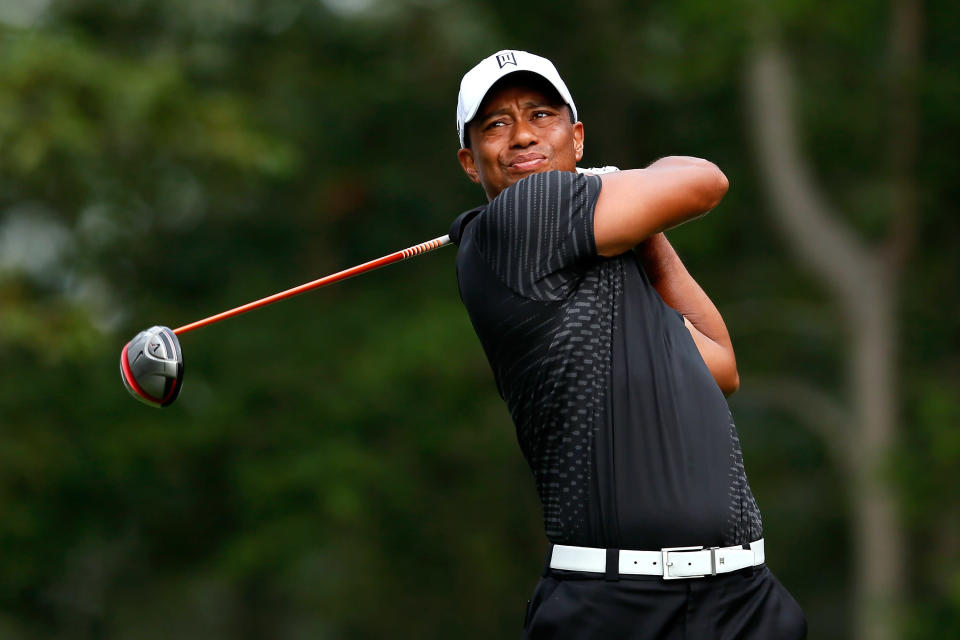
[449, 50, 807, 639]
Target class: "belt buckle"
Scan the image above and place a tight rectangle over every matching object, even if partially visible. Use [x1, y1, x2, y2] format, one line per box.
[660, 545, 705, 580]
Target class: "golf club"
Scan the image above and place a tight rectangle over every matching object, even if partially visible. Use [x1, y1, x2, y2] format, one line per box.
[120, 234, 451, 408]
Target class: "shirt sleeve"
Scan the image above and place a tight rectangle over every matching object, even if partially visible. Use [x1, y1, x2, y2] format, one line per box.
[471, 170, 602, 301]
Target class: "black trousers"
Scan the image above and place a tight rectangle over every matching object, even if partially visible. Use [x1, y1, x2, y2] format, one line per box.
[523, 565, 807, 640]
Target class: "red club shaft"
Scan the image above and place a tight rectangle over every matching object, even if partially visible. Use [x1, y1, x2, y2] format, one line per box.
[173, 234, 451, 336]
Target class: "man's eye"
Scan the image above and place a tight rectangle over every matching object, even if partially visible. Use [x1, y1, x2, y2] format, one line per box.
[533, 111, 553, 119]
[485, 120, 505, 130]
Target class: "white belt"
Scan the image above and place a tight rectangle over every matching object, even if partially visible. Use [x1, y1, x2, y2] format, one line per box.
[549, 539, 765, 580]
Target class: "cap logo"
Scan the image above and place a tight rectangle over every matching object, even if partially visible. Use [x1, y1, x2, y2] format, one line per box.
[496, 52, 517, 68]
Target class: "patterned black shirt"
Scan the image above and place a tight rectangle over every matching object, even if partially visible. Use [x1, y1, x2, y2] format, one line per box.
[450, 170, 762, 549]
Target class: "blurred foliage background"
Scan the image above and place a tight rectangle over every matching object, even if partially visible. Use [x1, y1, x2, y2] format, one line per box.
[0, 0, 957, 638]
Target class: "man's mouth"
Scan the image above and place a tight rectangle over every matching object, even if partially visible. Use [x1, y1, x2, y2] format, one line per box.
[508, 154, 547, 172]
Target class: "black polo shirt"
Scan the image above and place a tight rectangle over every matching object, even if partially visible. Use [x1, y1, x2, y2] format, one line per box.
[450, 170, 762, 550]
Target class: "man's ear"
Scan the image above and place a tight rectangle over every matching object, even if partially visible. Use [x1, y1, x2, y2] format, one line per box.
[573, 121, 585, 163]
[457, 147, 481, 184]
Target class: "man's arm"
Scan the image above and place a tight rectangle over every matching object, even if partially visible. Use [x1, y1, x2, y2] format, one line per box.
[593, 156, 728, 258]
[637, 232, 740, 395]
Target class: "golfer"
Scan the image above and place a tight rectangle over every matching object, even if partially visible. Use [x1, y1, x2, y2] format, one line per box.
[449, 50, 807, 639]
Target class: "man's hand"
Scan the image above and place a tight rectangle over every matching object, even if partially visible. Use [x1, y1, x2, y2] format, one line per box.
[593, 157, 728, 257]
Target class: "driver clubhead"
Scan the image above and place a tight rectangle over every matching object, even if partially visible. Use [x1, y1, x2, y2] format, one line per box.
[120, 325, 183, 408]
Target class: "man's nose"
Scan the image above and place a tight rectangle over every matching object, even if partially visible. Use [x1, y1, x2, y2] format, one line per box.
[510, 118, 537, 147]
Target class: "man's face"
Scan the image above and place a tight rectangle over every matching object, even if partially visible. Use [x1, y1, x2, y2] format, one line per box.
[457, 81, 584, 201]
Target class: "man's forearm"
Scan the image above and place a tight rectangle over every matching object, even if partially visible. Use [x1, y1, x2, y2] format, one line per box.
[637, 233, 740, 393]
[593, 158, 728, 257]
[637, 234, 727, 341]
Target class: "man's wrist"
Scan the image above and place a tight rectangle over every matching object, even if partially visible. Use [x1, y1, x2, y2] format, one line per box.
[576, 165, 620, 176]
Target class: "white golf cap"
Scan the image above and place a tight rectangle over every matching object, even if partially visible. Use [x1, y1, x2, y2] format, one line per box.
[456, 49, 578, 148]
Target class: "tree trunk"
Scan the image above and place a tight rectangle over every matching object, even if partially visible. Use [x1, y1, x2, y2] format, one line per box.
[744, 25, 916, 636]
[849, 281, 903, 640]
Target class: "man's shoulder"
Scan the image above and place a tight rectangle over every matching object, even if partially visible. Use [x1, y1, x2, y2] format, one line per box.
[496, 169, 589, 200]
[487, 170, 599, 220]
[449, 169, 601, 256]
[446, 172, 566, 246]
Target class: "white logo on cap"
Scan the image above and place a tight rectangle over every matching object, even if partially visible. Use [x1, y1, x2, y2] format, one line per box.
[496, 52, 517, 68]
